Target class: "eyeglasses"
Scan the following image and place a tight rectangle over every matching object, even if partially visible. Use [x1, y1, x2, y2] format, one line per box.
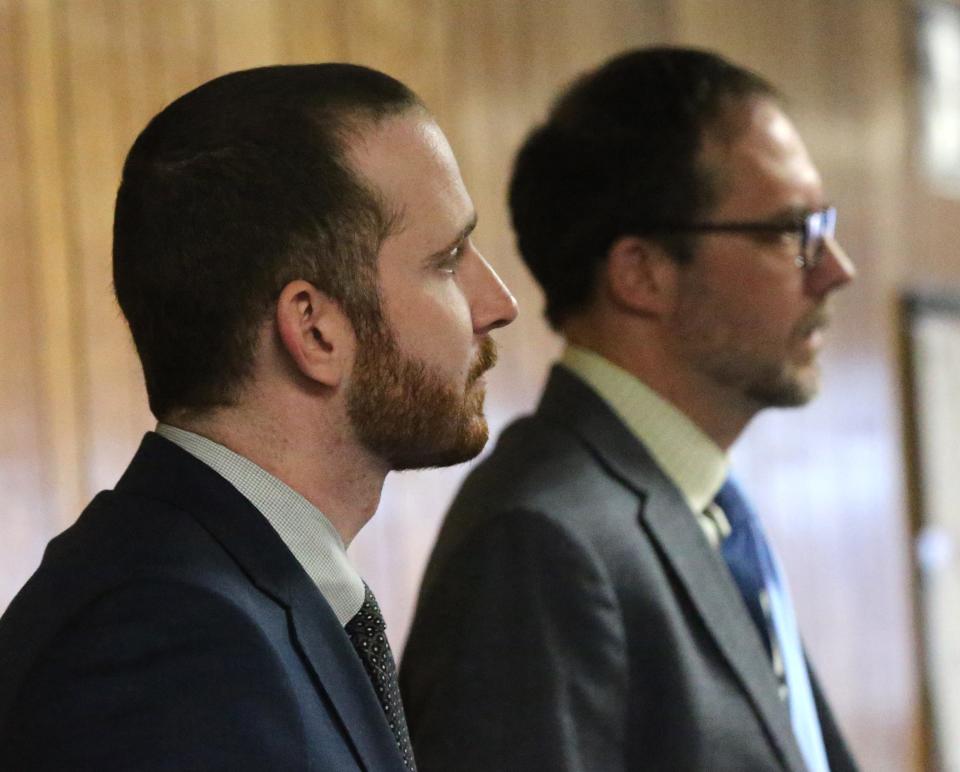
[645, 206, 837, 270]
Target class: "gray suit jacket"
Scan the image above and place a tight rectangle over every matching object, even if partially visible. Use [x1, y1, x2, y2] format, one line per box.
[400, 366, 857, 772]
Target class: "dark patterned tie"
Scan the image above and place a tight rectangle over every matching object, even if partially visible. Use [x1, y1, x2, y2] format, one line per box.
[344, 583, 416, 770]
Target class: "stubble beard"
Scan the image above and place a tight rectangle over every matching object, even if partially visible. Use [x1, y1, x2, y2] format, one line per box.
[347, 323, 497, 471]
[741, 305, 829, 407]
[740, 353, 820, 407]
[675, 281, 828, 410]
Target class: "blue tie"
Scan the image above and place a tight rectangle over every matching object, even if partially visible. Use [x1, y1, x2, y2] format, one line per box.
[715, 478, 831, 772]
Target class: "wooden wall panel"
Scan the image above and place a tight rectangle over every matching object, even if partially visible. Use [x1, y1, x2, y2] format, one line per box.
[210, 0, 282, 74]
[56, 1, 142, 494]
[279, 0, 349, 63]
[14, 0, 85, 527]
[125, 1, 216, 114]
[1, 1, 945, 769]
[0, 0, 54, 608]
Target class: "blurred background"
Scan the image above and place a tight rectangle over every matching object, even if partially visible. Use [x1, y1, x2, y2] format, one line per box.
[3, 1, 960, 769]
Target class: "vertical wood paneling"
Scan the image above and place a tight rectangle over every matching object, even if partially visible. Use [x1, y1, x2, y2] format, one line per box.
[279, 0, 349, 62]
[342, 0, 447, 110]
[1, 2, 946, 768]
[58, 1, 141, 493]
[0, 0, 55, 605]
[209, 0, 283, 74]
[136, 0, 216, 108]
[17, 0, 85, 525]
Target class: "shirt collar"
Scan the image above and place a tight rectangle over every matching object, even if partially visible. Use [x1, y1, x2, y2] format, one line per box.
[560, 345, 728, 513]
[155, 423, 365, 625]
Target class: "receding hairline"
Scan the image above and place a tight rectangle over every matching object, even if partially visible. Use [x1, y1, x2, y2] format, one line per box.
[336, 102, 436, 243]
[694, 93, 790, 216]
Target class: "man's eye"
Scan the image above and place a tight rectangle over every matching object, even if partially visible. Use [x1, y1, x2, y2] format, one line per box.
[755, 228, 800, 247]
[439, 244, 465, 273]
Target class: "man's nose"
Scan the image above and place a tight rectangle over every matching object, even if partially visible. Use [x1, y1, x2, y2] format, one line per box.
[469, 252, 519, 335]
[806, 236, 856, 297]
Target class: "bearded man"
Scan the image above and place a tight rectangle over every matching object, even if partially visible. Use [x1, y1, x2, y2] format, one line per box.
[401, 48, 858, 772]
[0, 64, 516, 770]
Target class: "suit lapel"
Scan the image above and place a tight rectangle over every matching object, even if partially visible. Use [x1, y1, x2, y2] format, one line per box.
[116, 434, 404, 772]
[640, 486, 807, 771]
[538, 367, 808, 772]
[284, 582, 406, 772]
[808, 659, 859, 771]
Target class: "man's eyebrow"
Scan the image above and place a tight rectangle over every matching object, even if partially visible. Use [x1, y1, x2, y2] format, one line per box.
[429, 214, 478, 260]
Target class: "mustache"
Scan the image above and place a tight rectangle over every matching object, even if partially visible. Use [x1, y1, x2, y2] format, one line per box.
[794, 305, 831, 338]
[468, 337, 498, 384]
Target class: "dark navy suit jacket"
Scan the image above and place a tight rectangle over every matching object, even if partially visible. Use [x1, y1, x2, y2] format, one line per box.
[0, 433, 406, 771]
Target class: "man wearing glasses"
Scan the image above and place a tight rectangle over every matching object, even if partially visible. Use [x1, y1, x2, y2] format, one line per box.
[401, 48, 858, 771]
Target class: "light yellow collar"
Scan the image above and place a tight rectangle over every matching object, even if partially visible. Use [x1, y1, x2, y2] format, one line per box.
[560, 345, 728, 513]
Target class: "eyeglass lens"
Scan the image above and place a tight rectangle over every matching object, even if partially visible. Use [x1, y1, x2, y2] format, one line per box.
[801, 207, 837, 267]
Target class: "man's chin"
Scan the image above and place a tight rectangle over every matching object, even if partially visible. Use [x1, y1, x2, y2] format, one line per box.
[746, 362, 821, 408]
[348, 332, 495, 471]
[389, 419, 489, 471]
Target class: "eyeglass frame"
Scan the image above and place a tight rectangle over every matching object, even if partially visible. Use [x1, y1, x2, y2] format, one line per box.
[637, 206, 837, 270]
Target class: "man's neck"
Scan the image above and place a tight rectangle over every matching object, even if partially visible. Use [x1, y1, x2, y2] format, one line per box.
[563, 320, 756, 451]
[165, 404, 387, 546]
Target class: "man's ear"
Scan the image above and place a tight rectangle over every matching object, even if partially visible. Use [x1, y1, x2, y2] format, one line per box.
[275, 280, 355, 388]
[601, 235, 680, 317]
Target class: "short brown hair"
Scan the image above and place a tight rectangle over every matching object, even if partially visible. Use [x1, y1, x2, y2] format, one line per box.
[509, 47, 778, 328]
[113, 64, 422, 418]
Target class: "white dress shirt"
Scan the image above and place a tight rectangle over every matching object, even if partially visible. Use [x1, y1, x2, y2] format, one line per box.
[156, 423, 365, 625]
